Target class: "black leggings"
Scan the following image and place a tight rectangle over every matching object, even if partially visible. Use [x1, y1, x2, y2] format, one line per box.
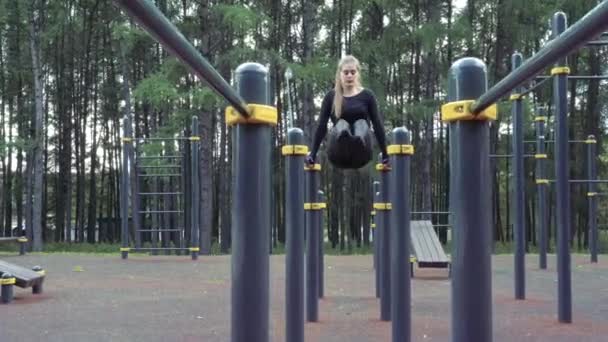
[327, 119, 373, 169]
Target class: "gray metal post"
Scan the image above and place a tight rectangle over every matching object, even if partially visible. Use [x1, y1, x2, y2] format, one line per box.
[552, 12, 572, 324]
[378, 162, 392, 321]
[373, 181, 380, 299]
[190, 116, 200, 260]
[230, 63, 275, 342]
[587, 136, 598, 263]
[535, 113, 548, 270]
[121, 117, 131, 259]
[389, 129, 413, 342]
[284, 130, 306, 342]
[1, 273, 14, 303]
[305, 163, 320, 322]
[445, 57, 493, 342]
[511, 52, 526, 300]
[318, 190, 325, 299]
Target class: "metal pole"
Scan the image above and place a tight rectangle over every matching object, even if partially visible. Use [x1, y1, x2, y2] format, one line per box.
[389, 129, 412, 342]
[113, 0, 250, 117]
[378, 162, 392, 321]
[552, 12, 572, 324]
[284, 129, 306, 342]
[318, 190, 325, 299]
[587, 136, 598, 263]
[511, 53, 526, 300]
[445, 57, 493, 342]
[373, 181, 380, 299]
[305, 163, 320, 322]
[535, 112, 548, 270]
[469, 1, 608, 114]
[231, 63, 275, 342]
[121, 117, 130, 260]
[190, 116, 200, 260]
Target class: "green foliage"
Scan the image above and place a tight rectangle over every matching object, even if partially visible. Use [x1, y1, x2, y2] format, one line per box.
[133, 71, 180, 110]
[214, 4, 266, 35]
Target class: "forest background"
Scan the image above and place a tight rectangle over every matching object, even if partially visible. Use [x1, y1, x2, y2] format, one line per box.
[1, 0, 606, 254]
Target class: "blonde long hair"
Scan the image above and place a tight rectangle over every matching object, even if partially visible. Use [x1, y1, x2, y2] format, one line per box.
[333, 55, 362, 118]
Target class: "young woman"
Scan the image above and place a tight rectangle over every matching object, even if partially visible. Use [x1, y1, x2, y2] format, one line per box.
[306, 55, 388, 169]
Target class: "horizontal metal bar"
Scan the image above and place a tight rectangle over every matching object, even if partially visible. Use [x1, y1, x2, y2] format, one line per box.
[137, 155, 183, 159]
[128, 248, 191, 251]
[137, 174, 181, 177]
[536, 75, 608, 80]
[137, 229, 184, 232]
[470, 1, 608, 114]
[113, 0, 250, 117]
[585, 40, 608, 46]
[519, 76, 552, 96]
[138, 210, 184, 214]
[137, 165, 181, 169]
[523, 140, 591, 144]
[489, 154, 536, 158]
[136, 137, 189, 141]
[432, 224, 452, 228]
[410, 211, 452, 215]
[568, 179, 608, 183]
[138, 192, 183, 196]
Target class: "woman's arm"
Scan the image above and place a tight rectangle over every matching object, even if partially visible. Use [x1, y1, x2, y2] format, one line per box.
[309, 91, 334, 159]
[367, 90, 388, 159]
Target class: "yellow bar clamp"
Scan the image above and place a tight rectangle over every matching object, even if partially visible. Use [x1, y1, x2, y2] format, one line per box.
[304, 203, 326, 210]
[376, 163, 392, 172]
[373, 203, 392, 210]
[441, 100, 497, 122]
[120, 247, 130, 252]
[534, 154, 548, 159]
[587, 192, 598, 197]
[585, 139, 597, 144]
[121, 137, 133, 143]
[371, 224, 376, 228]
[409, 256, 417, 263]
[189, 136, 201, 141]
[225, 104, 278, 126]
[304, 163, 322, 171]
[0, 277, 16, 286]
[189, 247, 200, 252]
[282, 145, 309, 156]
[534, 116, 548, 122]
[36, 270, 46, 276]
[551, 67, 570, 76]
[17, 237, 28, 243]
[535, 179, 550, 185]
[509, 94, 522, 101]
[387, 144, 415, 155]
[371, 211, 376, 216]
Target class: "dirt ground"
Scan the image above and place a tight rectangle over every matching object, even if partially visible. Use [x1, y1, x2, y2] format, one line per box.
[0, 253, 607, 342]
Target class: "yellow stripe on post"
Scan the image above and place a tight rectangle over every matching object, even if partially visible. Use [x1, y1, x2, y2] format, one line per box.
[509, 94, 522, 101]
[0, 277, 16, 285]
[585, 139, 597, 144]
[387, 144, 415, 155]
[189, 136, 201, 141]
[281, 145, 309, 156]
[189, 247, 200, 252]
[371, 211, 376, 216]
[587, 192, 598, 197]
[119, 247, 130, 252]
[441, 100, 497, 122]
[376, 163, 391, 172]
[534, 154, 548, 159]
[550, 66, 570, 76]
[535, 179, 549, 185]
[371, 224, 376, 228]
[121, 137, 133, 143]
[373, 203, 392, 210]
[225, 104, 278, 126]
[304, 164, 321, 171]
[17, 237, 28, 243]
[534, 116, 548, 122]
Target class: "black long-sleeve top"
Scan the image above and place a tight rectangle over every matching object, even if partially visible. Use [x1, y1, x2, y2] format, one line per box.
[310, 89, 388, 160]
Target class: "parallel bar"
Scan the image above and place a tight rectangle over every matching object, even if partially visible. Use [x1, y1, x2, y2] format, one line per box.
[190, 116, 200, 260]
[137, 174, 181, 177]
[512, 52, 526, 301]
[138, 210, 183, 214]
[390, 128, 412, 342]
[136, 229, 183, 232]
[553, 12, 572, 324]
[138, 192, 183, 195]
[588, 136, 598, 263]
[470, 1, 608, 114]
[121, 116, 130, 260]
[411, 211, 451, 215]
[519, 76, 552, 96]
[536, 110, 548, 270]
[489, 154, 535, 158]
[129, 247, 191, 251]
[536, 75, 608, 79]
[137, 155, 183, 159]
[137, 165, 182, 169]
[113, 0, 250, 117]
[136, 137, 190, 141]
[285, 129, 305, 342]
[585, 40, 608, 45]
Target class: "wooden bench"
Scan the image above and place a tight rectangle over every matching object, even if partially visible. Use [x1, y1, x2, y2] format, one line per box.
[0, 237, 28, 255]
[410, 220, 450, 277]
[0, 260, 45, 303]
